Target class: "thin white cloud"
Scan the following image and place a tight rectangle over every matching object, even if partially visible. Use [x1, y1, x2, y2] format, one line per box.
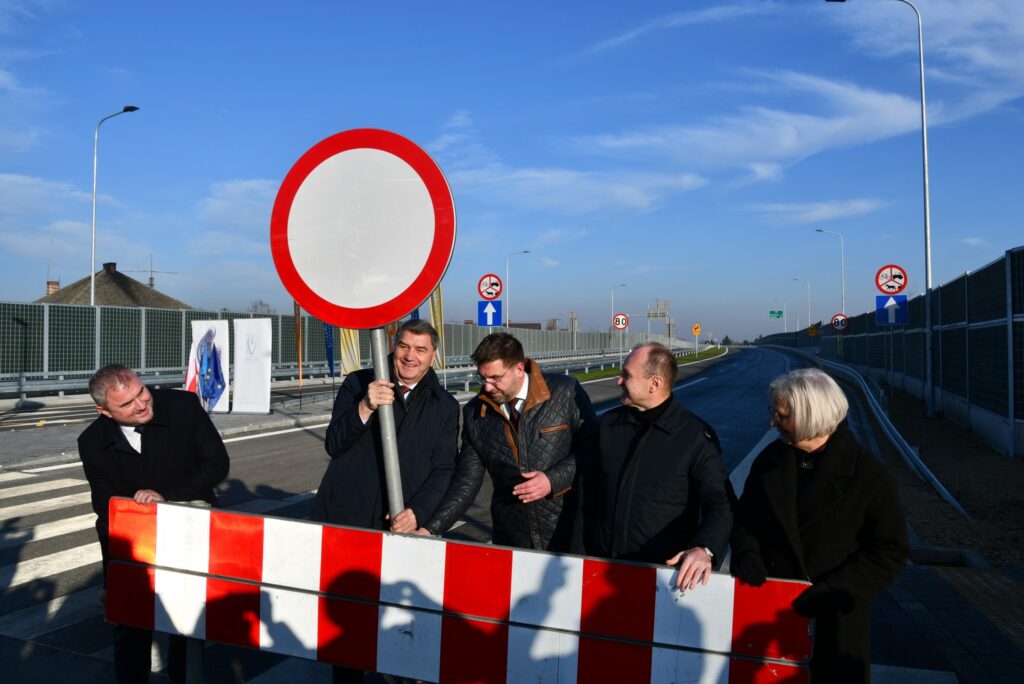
[197, 179, 277, 234]
[582, 70, 921, 170]
[582, 4, 777, 55]
[541, 257, 559, 267]
[534, 227, 590, 246]
[827, 0, 1024, 118]
[745, 198, 886, 224]
[959, 237, 992, 248]
[453, 164, 706, 214]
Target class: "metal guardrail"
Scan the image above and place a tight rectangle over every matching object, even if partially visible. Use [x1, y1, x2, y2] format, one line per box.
[1, 346, 701, 398]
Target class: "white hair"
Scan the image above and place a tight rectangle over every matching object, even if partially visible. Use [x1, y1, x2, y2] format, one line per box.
[770, 368, 848, 442]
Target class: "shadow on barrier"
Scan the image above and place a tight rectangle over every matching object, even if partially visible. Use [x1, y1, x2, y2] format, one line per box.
[105, 499, 811, 683]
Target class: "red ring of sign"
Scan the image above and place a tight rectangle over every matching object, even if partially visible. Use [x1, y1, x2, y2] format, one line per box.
[875, 264, 907, 295]
[478, 273, 502, 301]
[270, 128, 456, 329]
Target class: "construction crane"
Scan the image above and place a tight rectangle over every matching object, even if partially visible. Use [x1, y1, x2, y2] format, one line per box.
[123, 255, 178, 288]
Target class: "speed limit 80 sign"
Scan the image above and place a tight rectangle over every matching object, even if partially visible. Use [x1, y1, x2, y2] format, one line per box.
[612, 313, 629, 330]
[831, 313, 849, 332]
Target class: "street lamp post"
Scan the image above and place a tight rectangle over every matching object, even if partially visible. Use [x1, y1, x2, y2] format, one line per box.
[826, 0, 934, 414]
[815, 229, 846, 314]
[505, 249, 530, 327]
[612, 283, 626, 366]
[90, 105, 139, 306]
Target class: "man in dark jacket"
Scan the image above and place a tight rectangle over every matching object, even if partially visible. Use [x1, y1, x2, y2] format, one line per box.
[419, 332, 597, 551]
[312, 319, 458, 684]
[79, 364, 230, 683]
[580, 343, 732, 591]
[310, 318, 458, 533]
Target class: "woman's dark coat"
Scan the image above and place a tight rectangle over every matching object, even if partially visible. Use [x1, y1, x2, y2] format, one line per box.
[731, 421, 908, 683]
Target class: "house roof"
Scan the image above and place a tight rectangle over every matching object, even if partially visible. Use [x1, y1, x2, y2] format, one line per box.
[35, 263, 191, 309]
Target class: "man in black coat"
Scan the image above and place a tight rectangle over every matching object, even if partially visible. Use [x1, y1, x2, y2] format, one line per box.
[312, 319, 458, 684]
[731, 368, 908, 683]
[580, 343, 732, 591]
[310, 318, 458, 533]
[78, 364, 230, 683]
[419, 332, 597, 551]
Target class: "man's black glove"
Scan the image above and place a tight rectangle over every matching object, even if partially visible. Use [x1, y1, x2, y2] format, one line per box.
[731, 552, 767, 587]
[792, 582, 836, 617]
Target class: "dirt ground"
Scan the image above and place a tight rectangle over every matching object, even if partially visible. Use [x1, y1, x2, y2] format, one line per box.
[877, 388, 1024, 567]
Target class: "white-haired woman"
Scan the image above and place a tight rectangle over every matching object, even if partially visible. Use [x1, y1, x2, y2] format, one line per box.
[731, 368, 908, 684]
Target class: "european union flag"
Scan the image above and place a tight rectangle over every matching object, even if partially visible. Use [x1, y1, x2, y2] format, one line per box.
[196, 328, 226, 411]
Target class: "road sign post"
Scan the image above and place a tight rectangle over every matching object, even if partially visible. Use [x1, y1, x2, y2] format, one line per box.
[612, 313, 629, 366]
[270, 129, 456, 520]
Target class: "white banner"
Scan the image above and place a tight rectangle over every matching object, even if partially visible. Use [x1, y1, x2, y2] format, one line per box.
[184, 320, 230, 413]
[232, 318, 273, 414]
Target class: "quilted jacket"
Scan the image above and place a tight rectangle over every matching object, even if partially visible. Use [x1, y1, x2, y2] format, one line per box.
[425, 360, 597, 550]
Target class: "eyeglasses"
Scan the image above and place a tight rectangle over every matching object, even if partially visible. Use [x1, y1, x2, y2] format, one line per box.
[478, 366, 514, 386]
[769, 406, 792, 421]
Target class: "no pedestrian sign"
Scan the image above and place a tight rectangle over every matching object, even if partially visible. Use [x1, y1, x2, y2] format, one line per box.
[270, 128, 456, 329]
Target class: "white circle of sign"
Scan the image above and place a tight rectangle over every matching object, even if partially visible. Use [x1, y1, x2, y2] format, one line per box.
[289, 149, 433, 308]
[271, 129, 455, 329]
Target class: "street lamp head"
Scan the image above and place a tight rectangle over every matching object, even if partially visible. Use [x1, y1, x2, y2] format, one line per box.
[815, 228, 824, 233]
[123, 105, 139, 113]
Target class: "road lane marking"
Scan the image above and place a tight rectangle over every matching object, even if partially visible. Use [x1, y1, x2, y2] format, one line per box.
[729, 428, 778, 498]
[223, 424, 330, 443]
[0, 541, 101, 589]
[2, 491, 92, 518]
[0, 478, 87, 501]
[0, 514, 96, 551]
[25, 462, 84, 473]
[0, 472, 37, 483]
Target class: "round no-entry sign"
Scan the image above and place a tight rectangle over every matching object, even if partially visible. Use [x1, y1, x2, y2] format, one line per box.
[270, 129, 456, 329]
[612, 313, 629, 330]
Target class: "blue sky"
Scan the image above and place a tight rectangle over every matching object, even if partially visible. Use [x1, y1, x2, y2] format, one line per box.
[1, 1, 1021, 341]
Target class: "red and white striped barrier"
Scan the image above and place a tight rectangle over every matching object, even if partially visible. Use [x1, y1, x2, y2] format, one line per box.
[106, 498, 811, 683]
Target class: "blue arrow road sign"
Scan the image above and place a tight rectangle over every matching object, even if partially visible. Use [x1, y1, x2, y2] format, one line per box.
[478, 299, 502, 326]
[875, 295, 908, 325]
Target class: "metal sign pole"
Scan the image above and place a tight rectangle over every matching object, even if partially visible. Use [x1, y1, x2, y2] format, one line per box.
[371, 327, 405, 518]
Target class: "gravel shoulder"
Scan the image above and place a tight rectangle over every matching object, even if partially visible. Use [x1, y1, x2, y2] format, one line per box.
[876, 388, 1024, 568]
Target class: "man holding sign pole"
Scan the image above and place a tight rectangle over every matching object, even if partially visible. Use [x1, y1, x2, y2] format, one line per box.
[310, 319, 457, 684]
[311, 319, 457, 532]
